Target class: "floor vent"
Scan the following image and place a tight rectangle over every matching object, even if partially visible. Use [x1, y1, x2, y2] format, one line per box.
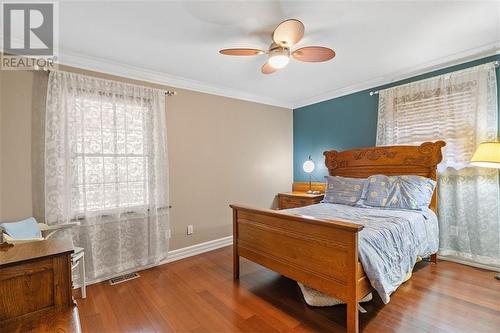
[109, 272, 140, 285]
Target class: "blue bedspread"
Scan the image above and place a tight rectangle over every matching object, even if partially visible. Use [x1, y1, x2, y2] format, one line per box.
[284, 203, 438, 303]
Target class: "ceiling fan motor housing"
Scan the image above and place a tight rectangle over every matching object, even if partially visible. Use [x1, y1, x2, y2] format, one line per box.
[269, 43, 290, 56]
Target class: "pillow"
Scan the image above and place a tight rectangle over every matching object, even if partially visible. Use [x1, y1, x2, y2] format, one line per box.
[0, 217, 42, 239]
[323, 176, 366, 206]
[362, 175, 436, 210]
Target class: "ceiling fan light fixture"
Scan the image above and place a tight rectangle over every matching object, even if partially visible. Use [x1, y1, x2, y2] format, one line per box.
[268, 46, 290, 69]
[269, 55, 289, 69]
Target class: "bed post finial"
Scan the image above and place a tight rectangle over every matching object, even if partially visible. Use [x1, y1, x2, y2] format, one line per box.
[323, 150, 339, 175]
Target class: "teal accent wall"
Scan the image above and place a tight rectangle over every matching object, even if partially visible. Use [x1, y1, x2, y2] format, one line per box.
[293, 54, 500, 182]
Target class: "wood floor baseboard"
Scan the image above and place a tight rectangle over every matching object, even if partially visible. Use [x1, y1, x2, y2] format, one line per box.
[76, 235, 234, 288]
[166, 236, 233, 263]
[438, 254, 500, 272]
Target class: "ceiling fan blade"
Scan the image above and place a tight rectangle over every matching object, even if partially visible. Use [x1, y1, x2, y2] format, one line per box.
[261, 62, 277, 74]
[272, 19, 304, 48]
[292, 46, 336, 62]
[219, 48, 265, 56]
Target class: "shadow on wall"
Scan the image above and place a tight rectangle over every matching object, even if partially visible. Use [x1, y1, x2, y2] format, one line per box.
[31, 71, 49, 223]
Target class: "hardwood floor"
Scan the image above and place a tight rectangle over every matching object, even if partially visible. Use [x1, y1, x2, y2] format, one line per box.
[76, 246, 500, 333]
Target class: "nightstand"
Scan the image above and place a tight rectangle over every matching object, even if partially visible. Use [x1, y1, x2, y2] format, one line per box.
[278, 191, 324, 210]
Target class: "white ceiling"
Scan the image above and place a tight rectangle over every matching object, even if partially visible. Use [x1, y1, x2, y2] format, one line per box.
[53, 1, 500, 108]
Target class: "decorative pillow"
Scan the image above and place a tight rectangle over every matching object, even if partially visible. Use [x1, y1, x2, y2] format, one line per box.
[0, 217, 41, 239]
[323, 176, 366, 206]
[362, 175, 436, 210]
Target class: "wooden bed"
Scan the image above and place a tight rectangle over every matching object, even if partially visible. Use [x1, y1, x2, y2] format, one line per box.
[230, 141, 445, 333]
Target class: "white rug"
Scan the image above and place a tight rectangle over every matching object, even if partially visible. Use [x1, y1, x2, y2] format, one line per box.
[296, 259, 418, 311]
[298, 283, 373, 313]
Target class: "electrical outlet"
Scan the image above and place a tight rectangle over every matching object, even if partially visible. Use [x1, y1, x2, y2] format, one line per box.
[187, 225, 194, 235]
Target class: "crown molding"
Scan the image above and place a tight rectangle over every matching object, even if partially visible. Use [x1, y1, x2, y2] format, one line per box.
[292, 42, 500, 109]
[1, 39, 292, 108]
[4, 38, 499, 111]
[55, 49, 293, 109]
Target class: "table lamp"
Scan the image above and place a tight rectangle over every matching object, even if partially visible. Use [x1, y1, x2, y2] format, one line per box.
[303, 156, 319, 194]
[470, 141, 500, 280]
[470, 142, 500, 168]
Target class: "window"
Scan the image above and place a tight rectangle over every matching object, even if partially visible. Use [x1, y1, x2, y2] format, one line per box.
[376, 64, 497, 171]
[376, 63, 499, 268]
[391, 81, 477, 165]
[71, 96, 151, 213]
[46, 70, 169, 281]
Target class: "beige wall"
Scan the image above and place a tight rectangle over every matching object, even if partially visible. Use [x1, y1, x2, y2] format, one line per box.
[0, 66, 293, 250]
[1, 70, 34, 220]
[167, 89, 292, 248]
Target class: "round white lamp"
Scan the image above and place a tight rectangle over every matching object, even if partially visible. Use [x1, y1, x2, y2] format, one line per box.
[470, 141, 500, 280]
[302, 159, 315, 173]
[303, 156, 318, 194]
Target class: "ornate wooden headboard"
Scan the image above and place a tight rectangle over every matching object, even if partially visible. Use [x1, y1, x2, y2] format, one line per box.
[323, 141, 446, 212]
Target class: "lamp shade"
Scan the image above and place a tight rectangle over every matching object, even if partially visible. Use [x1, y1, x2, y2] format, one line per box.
[470, 142, 500, 169]
[303, 160, 315, 173]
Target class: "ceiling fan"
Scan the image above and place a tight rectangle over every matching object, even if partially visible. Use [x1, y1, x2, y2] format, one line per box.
[219, 19, 335, 74]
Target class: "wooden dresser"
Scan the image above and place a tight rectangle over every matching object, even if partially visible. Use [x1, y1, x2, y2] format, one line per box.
[0, 239, 81, 332]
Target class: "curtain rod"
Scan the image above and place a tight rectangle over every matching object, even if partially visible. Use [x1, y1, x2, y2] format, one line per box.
[369, 60, 500, 96]
[42, 68, 177, 96]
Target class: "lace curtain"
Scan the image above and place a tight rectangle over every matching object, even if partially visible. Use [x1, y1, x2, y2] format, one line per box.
[45, 70, 170, 281]
[376, 63, 499, 269]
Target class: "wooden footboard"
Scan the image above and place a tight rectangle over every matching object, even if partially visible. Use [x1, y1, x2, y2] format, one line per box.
[231, 204, 369, 333]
